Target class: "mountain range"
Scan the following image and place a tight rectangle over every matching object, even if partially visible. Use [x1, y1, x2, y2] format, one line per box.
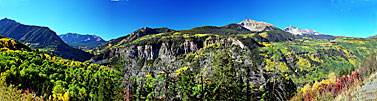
[59, 33, 106, 50]
[91, 19, 294, 64]
[283, 25, 336, 40]
[1, 18, 376, 100]
[0, 18, 92, 61]
[284, 25, 323, 35]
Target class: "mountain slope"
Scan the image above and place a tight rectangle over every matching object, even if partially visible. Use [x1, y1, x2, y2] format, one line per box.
[0, 18, 92, 61]
[284, 25, 336, 40]
[0, 35, 31, 51]
[95, 27, 175, 52]
[59, 33, 106, 49]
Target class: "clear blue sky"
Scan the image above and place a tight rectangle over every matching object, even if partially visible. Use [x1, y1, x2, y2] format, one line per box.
[1, 0, 377, 40]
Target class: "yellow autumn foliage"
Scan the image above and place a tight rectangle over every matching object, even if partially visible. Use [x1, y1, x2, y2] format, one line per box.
[175, 66, 187, 75]
[312, 81, 321, 91]
[260, 32, 268, 38]
[319, 79, 329, 85]
[348, 59, 356, 65]
[301, 84, 311, 95]
[265, 59, 275, 71]
[358, 47, 367, 50]
[328, 72, 336, 84]
[146, 74, 152, 78]
[51, 91, 69, 101]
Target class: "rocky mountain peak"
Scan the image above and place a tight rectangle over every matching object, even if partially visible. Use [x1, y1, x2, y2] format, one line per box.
[239, 19, 277, 31]
[287, 25, 296, 29]
[0, 18, 20, 27]
[0, 18, 17, 22]
[283, 25, 323, 35]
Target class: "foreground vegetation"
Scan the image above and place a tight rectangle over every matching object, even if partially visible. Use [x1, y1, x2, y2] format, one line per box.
[0, 36, 122, 100]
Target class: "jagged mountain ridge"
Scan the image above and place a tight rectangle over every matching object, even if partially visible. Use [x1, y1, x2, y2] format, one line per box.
[95, 27, 174, 52]
[0, 18, 93, 61]
[283, 25, 323, 35]
[283, 25, 336, 40]
[59, 33, 106, 49]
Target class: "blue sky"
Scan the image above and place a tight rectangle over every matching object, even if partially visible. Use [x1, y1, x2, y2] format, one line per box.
[1, 0, 377, 40]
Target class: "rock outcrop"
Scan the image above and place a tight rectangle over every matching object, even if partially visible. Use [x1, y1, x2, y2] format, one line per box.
[91, 37, 249, 64]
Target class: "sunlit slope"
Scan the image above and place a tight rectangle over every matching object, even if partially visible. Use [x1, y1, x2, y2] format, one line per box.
[0, 36, 122, 100]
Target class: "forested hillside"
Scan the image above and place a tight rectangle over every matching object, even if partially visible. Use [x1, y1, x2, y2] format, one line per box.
[0, 36, 122, 100]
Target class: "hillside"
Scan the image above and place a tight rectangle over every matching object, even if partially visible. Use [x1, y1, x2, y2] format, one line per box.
[59, 33, 106, 50]
[87, 19, 377, 100]
[0, 18, 93, 61]
[0, 37, 122, 100]
[95, 27, 175, 52]
[0, 35, 31, 51]
[88, 19, 299, 100]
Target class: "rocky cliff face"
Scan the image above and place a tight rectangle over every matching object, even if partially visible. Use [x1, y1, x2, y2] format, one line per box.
[91, 37, 248, 64]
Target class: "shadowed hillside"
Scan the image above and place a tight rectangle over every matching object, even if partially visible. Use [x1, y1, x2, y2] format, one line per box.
[0, 18, 93, 61]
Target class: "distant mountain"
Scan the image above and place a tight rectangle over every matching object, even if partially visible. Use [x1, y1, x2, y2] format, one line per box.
[283, 25, 323, 35]
[59, 33, 106, 49]
[367, 34, 377, 38]
[0, 18, 92, 61]
[283, 25, 335, 40]
[238, 19, 295, 42]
